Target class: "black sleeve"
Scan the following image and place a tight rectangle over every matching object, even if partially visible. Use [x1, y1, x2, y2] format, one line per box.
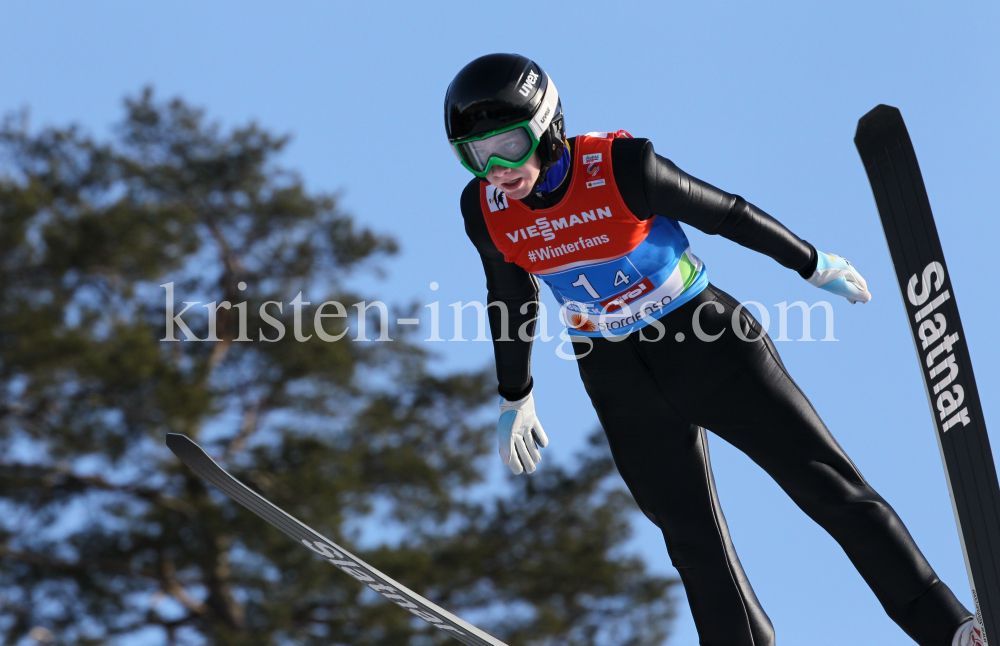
[610, 137, 818, 278]
[460, 179, 538, 400]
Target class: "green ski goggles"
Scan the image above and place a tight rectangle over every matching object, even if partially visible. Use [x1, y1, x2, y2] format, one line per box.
[451, 122, 540, 178]
[450, 74, 560, 178]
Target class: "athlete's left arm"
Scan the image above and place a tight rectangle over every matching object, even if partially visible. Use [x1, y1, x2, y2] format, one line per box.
[610, 137, 818, 279]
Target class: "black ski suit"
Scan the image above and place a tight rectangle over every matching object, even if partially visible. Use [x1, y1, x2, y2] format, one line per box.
[459, 136, 971, 646]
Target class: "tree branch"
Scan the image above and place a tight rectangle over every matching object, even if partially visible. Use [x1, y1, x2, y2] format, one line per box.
[0, 544, 143, 578]
[159, 557, 207, 616]
[223, 398, 261, 461]
[0, 463, 195, 517]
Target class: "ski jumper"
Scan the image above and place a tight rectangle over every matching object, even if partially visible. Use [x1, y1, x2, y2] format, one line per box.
[460, 132, 971, 646]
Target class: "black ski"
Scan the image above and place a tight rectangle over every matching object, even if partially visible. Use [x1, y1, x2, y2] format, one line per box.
[855, 105, 1000, 642]
[166, 433, 509, 646]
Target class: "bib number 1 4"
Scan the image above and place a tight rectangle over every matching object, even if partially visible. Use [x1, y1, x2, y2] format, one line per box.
[572, 269, 632, 299]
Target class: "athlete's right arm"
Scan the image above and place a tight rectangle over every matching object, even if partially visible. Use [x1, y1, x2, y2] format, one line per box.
[460, 180, 539, 400]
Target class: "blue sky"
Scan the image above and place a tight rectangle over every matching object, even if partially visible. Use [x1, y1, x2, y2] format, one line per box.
[3, 1, 998, 644]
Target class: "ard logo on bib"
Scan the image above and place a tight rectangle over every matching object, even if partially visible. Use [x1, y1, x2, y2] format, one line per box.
[486, 186, 508, 213]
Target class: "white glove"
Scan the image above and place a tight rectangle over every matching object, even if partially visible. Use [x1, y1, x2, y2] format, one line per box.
[498, 392, 549, 475]
[807, 250, 872, 304]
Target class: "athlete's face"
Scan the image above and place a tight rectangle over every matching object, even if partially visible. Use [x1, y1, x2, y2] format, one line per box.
[485, 153, 542, 200]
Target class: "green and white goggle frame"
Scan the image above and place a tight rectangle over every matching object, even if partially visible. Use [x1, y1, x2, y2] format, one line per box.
[450, 74, 560, 178]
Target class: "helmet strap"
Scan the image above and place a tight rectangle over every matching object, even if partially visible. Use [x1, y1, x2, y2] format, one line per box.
[533, 139, 570, 194]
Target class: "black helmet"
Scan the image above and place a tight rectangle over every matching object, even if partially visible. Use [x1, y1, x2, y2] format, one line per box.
[445, 53, 565, 178]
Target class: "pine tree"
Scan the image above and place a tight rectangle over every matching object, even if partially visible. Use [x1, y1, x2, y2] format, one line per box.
[0, 90, 677, 646]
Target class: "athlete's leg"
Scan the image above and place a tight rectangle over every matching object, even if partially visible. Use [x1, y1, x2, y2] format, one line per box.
[574, 334, 774, 646]
[641, 284, 971, 646]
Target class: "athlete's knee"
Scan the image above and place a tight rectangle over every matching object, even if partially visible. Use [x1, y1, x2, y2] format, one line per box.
[784, 461, 884, 522]
[664, 540, 709, 570]
[661, 524, 736, 570]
